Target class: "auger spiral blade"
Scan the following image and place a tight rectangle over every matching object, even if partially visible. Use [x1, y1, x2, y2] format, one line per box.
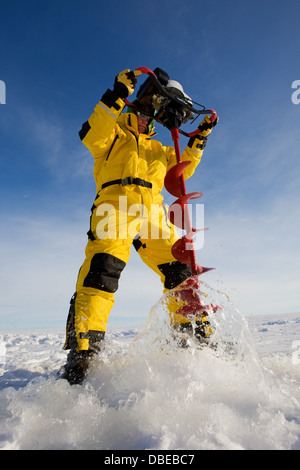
[171, 234, 213, 274]
[168, 192, 203, 229]
[164, 128, 215, 276]
[164, 161, 191, 198]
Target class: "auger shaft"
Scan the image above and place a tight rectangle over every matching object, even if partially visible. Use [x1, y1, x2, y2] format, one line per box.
[170, 128, 198, 275]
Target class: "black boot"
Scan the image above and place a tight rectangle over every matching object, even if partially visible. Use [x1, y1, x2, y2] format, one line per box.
[59, 350, 95, 385]
[62, 293, 106, 385]
[174, 318, 213, 348]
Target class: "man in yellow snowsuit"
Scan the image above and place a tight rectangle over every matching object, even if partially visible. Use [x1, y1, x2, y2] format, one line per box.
[61, 69, 217, 384]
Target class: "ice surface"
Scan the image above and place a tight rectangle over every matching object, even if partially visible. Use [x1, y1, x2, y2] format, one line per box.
[0, 284, 299, 450]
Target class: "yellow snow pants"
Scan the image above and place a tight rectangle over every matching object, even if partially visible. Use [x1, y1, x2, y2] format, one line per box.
[64, 187, 192, 352]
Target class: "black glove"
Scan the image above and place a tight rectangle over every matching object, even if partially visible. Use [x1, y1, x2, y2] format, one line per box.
[197, 115, 219, 137]
[113, 69, 142, 99]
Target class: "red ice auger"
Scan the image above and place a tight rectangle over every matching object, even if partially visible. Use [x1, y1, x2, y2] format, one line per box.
[125, 67, 218, 316]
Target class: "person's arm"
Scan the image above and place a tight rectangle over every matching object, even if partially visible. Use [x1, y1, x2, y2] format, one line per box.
[166, 115, 218, 179]
[78, 69, 141, 158]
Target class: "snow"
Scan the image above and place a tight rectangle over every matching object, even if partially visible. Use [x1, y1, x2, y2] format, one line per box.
[0, 282, 299, 450]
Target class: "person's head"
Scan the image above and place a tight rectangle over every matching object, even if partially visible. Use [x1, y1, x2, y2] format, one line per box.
[127, 101, 155, 134]
[136, 109, 152, 134]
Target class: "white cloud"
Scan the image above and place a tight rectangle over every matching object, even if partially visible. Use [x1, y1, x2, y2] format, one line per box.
[0, 212, 165, 331]
[1, 103, 94, 184]
[200, 188, 300, 316]
[0, 213, 87, 330]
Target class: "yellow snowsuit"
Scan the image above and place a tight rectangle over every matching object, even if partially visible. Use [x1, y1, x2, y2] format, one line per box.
[64, 91, 206, 352]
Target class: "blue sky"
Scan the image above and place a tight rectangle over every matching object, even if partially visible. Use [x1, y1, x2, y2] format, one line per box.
[0, 0, 300, 330]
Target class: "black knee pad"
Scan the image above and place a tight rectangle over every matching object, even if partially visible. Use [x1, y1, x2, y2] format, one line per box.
[83, 253, 126, 293]
[158, 261, 192, 289]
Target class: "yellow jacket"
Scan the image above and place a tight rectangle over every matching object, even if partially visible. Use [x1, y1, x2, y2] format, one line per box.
[80, 95, 205, 204]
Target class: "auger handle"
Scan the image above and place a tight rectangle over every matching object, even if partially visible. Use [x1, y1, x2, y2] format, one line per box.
[134, 66, 157, 77]
[135, 67, 218, 134]
[182, 109, 218, 138]
[208, 110, 218, 123]
[127, 67, 218, 140]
